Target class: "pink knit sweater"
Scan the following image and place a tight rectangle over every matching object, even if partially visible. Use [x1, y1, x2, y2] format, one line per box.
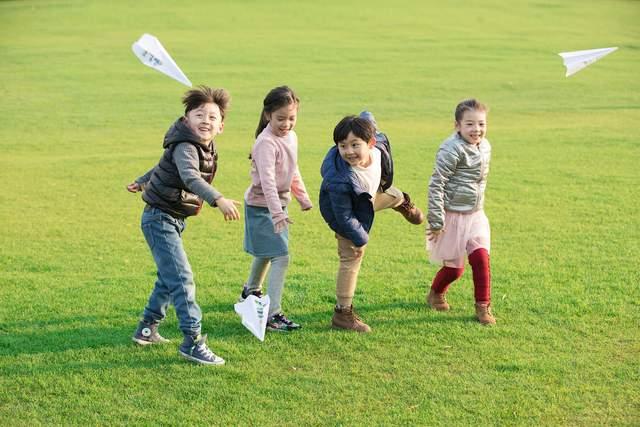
[244, 123, 312, 225]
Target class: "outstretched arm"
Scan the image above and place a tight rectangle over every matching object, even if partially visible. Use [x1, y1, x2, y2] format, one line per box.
[174, 143, 240, 221]
[126, 167, 155, 192]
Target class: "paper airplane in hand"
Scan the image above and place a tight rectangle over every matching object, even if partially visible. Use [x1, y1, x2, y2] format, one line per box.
[132, 33, 192, 87]
[234, 295, 270, 341]
[558, 47, 618, 77]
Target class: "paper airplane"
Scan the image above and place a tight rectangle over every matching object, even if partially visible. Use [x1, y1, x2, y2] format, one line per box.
[132, 33, 192, 87]
[234, 295, 270, 341]
[558, 47, 618, 77]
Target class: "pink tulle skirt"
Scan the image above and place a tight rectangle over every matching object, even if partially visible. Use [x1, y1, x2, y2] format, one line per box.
[427, 210, 491, 268]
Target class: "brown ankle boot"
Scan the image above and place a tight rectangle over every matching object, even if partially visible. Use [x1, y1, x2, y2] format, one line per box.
[332, 305, 371, 333]
[392, 192, 425, 225]
[475, 303, 496, 325]
[427, 289, 450, 311]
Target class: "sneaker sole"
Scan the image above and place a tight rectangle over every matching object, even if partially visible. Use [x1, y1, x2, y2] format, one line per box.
[132, 336, 170, 346]
[178, 351, 225, 366]
[266, 326, 301, 332]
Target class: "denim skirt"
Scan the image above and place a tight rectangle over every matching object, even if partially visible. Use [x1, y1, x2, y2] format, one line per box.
[244, 204, 289, 257]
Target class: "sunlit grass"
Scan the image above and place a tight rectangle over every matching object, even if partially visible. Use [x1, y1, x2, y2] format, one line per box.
[0, 0, 638, 425]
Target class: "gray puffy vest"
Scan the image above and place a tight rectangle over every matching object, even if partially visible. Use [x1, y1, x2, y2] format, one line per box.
[142, 120, 218, 218]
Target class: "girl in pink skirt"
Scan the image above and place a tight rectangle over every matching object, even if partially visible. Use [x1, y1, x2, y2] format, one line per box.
[426, 99, 495, 325]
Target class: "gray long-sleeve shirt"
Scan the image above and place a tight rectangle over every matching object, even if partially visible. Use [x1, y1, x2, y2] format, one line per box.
[137, 142, 222, 206]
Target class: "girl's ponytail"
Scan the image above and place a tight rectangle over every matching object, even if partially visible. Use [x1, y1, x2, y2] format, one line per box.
[255, 110, 270, 138]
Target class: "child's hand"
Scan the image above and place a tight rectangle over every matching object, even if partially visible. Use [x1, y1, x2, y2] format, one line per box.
[216, 197, 241, 221]
[274, 217, 293, 233]
[427, 228, 443, 242]
[126, 182, 141, 193]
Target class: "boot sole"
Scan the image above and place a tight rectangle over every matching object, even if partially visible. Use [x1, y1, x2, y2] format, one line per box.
[331, 324, 371, 333]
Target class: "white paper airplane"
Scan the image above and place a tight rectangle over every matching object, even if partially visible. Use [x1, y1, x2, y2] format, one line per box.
[131, 33, 192, 87]
[234, 295, 270, 341]
[558, 47, 618, 77]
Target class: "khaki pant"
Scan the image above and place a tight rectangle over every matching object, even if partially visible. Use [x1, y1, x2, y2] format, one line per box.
[335, 186, 404, 307]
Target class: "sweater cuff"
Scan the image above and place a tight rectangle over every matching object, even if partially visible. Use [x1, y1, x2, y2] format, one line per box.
[271, 211, 288, 225]
[299, 198, 313, 210]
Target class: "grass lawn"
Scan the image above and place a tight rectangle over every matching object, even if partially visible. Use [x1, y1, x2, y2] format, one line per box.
[0, 0, 638, 425]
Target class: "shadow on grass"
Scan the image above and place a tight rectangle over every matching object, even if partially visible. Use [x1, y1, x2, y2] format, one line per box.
[0, 301, 480, 359]
[0, 314, 255, 358]
[206, 300, 476, 334]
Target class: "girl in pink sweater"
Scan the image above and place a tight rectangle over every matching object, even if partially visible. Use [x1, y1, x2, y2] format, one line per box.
[240, 86, 312, 331]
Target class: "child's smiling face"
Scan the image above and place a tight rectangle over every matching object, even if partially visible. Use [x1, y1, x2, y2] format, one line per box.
[268, 103, 298, 137]
[184, 102, 224, 142]
[455, 109, 487, 145]
[337, 131, 374, 168]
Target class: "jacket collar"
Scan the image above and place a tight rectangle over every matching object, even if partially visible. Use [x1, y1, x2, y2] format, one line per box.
[321, 146, 368, 195]
[163, 118, 213, 151]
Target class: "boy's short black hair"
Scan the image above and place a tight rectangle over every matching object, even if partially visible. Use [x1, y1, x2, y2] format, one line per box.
[333, 115, 376, 144]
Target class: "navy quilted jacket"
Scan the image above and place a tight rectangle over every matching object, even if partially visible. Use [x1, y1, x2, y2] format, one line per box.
[319, 146, 375, 247]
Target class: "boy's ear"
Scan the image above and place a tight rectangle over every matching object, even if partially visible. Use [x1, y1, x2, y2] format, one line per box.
[368, 137, 376, 147]
[219, 122, 224, 134]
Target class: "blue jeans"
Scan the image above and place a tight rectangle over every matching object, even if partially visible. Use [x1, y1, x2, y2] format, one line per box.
[140, 207, 201, 337]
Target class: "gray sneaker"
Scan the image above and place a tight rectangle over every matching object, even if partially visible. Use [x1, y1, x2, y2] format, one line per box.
[267, 313, 301, 332]
[132, 320, 170, 345]
[178, 334, 225, 366]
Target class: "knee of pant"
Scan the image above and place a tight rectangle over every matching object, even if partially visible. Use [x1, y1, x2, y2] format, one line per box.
[469, 248, 489, 267]
[443, 266, 465, 280]
[185, 286, 196, 302]
[339, 252, 363, 263]
[271, 254, 290, 268]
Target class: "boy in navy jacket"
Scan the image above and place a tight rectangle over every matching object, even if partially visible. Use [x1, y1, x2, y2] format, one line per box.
[319, 116, 381, 332]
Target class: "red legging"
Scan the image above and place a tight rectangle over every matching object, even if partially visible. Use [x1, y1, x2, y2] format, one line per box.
[430, 248, 491, 303]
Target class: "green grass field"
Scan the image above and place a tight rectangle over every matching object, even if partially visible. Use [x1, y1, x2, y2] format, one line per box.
[1, 0, 639, 425]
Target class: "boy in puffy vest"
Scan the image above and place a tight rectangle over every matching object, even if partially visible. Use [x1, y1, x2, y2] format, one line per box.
[126, 86, 241, 365]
